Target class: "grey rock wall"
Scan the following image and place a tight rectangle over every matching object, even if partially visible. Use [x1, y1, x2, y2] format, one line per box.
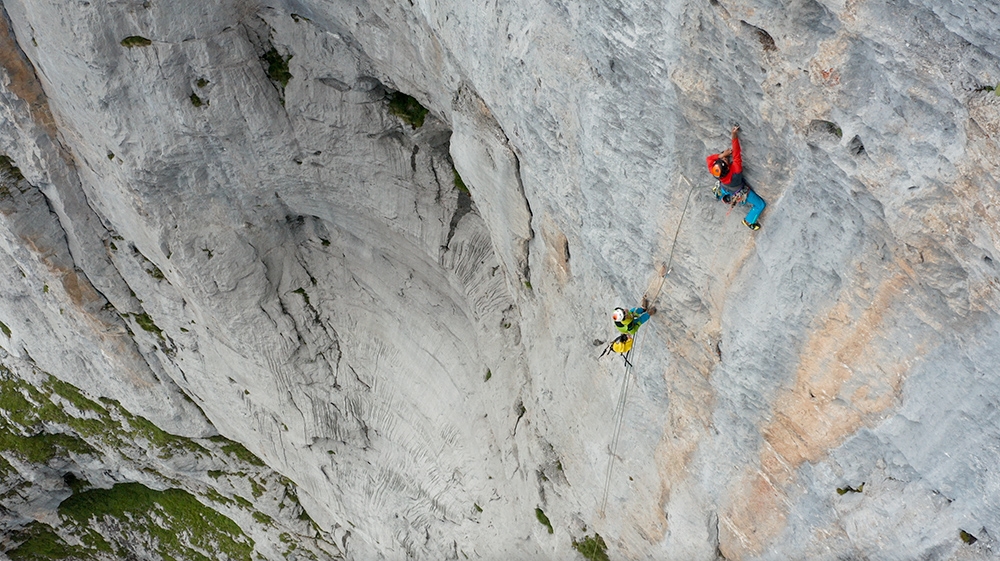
[0, 0, 999, 559]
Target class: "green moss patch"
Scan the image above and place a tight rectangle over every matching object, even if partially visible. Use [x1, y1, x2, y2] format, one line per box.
[47, 376, 109, 417]
[211, 437, 266, 467]
[0, 320, 10, 338]
[0, 431, 95, 463]
[190, 93, 205, 107]
[292, 287, 310, 305]
[572, 533, 609, 561]
[115, 404, 205, 456]
[262, 47, 292, 88]
[0, 155, 25, 181]
[8, 522, 92, 561]
[388, 92, 428, 129]
[0, 373, 323, 558]
[535, 507, 553, 534]
[59, 482, 254, 560]
[120, 36, 152, 48]
[453, 167, 469, 194]
[836, 482, 864, 495]
[250, 478, 266, 498]
[130, 312, 163, 338]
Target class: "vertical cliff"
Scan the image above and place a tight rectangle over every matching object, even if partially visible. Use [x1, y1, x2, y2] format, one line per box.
[1, 0, 999, 559]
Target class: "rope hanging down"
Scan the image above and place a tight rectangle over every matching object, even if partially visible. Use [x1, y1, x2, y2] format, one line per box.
[600, 172, 702, 517]
[599, 324, 645, 517]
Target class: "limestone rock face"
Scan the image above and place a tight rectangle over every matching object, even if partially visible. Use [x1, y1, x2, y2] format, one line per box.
[0, 0, 999, 559]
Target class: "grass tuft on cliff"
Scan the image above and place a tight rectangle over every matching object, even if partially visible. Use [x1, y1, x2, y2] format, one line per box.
[535, 507, 554, 533]
[572, 533, 609, 561]
[120, 36, 152, 48]
[0, 155, 25, 182]
[59, 482, 254, 559]
[209, 435, 266, 466]
[8, 522, 90, 561]
[262, 46, 293, 88]
[453, 167, 469, 194]
[388, 91, 429, 128]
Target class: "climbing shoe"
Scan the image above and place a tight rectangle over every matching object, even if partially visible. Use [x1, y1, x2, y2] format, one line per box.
[743, 219, 761, 231]
[647, 306, 657, 316]
[641, 297, 649, 310]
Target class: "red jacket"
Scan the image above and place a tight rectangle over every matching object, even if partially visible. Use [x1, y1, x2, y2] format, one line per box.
[706, 136, 742, 187]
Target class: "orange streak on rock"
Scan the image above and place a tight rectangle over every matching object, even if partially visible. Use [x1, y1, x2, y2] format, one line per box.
[719, 268, 919, 559]
[0, 14, 58, 138]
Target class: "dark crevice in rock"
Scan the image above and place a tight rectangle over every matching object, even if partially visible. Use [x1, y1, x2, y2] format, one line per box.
[507, 140, 534, 289]
[805, 120, 848, 156]
[740, 21, 777, 52]
[348, 364, 370, 391]
[512, 399, 526, 437]
[848, 135, 866, 156]
[808, 119, 843, 139]
[444, 183, 473, 251]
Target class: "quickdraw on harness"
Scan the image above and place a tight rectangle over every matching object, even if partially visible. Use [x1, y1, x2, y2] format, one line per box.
[715, 181, 749, 216]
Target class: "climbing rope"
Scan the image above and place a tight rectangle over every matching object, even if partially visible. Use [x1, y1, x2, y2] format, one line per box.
[643, 173, 700, 304]
[599, 172, 705, 517]
[599, 324, 645, 517]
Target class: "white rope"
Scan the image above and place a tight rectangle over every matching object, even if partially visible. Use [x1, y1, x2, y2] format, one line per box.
[599, 324, 646, 517]
[599, 173, 702, 516]
[644, 174, 699, 304]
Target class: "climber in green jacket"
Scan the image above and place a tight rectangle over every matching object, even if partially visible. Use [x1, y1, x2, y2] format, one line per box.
[611, 298, 656, 335]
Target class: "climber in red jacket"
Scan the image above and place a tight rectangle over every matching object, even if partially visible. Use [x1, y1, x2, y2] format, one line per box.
[706, 125, 766, 230]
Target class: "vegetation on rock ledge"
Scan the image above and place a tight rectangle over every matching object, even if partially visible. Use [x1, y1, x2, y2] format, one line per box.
[120, 36, 152, 48]
[388, 91, 429, 129]
[262, 46, 293, 88]
[572, 533, 609, 561]
[535, 507, 553, 534]
[58, 483, 254, 559]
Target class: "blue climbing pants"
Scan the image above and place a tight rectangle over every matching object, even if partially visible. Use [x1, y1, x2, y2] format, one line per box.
[721, 186, 766, 225]
[743, 189, 766, 225]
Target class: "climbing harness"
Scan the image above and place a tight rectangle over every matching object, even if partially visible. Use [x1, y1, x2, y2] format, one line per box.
[723, 184, 749, 216]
